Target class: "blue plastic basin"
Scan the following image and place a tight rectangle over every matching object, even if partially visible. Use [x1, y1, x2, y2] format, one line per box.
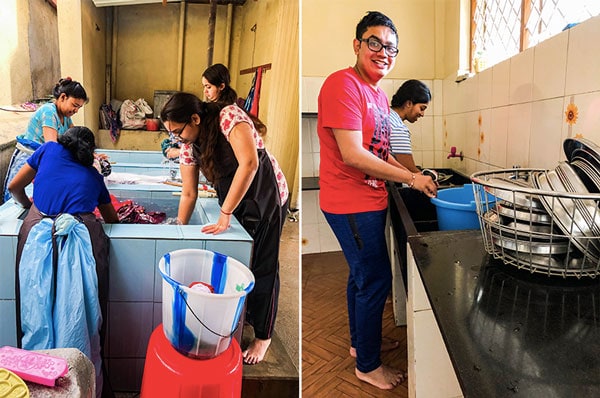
[430, 184, 493, 231]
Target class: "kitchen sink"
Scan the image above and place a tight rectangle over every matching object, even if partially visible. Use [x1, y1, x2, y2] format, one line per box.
[388, 168, 471, 289]
[392, 168, 472, 233]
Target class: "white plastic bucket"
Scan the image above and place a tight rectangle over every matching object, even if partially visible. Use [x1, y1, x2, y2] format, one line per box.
[158, 249, 254, 359]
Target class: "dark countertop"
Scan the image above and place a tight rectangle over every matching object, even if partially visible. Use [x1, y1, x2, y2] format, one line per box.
[409, 230, 600, 398]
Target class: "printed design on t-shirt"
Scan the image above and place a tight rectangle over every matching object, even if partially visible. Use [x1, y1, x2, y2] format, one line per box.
[363, 104, 390, 188]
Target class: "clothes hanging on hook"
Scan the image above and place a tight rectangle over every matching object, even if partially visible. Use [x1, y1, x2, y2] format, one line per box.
[243, 66, 263, 117]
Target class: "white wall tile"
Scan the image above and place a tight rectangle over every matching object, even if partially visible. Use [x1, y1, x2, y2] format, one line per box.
[489, 106, 509, 167]
[478, 109, 492, 165]
[420, 116, 435, 150]
[379, 79, 395, 102]
[434, 115, 443, 154]
[301, 222, 320, 254]
[532, 30, 568, 101]
[464, 111, 480, 161]
[434, 150, 446, 168]
[529, 98, 564, 170]
[432, 79, 443, 116]
[421, 151, 435, 168]
[443, 78, 459, 115]
[506, 103, 532, 168]
[301, 77, 310, 113]
[301, 150, 314, 178]
[310, 118, 320, 152]
[318, 223, 342, 253]
[565, 15, 600, 96]
[461, 75, 479, 112]
[391, 79, 406, 95]
[412, 151, 423, 168]
[491, 59, 511, 108]
[302, 117, 312, 154]
[301, 190, 319, 225]
[477, 68, 493, 109]
[312, 153, 320, 177]
[444, 113, 467, 155]
[408, 120, 423, 150]
[509, 48, 534, 104]
[302, 77, 325, 113]
[568, 91, 600, 145]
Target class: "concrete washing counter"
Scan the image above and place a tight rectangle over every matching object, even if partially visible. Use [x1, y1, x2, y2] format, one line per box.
[0, 150, 253, 391]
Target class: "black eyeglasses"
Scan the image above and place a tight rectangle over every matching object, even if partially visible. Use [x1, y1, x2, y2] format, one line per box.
[358, 36, 399, 57]
[168, 121, 189, 141]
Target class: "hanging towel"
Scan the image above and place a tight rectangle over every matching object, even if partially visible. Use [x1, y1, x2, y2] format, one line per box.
[243, 71, 257, 113]
[249, 66, 263, 117]
[19, 214, 103, 395]
[243, 66, 263, 117]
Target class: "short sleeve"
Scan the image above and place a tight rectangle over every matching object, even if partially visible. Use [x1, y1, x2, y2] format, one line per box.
[220, 105, 252, 137]
[179, 143, 197, 165]
[219, 105, 264, 149]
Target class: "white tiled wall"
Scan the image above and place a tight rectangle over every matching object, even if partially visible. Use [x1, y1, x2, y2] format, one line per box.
[456, 14, 600, 177]
[301, 190, 341, 254]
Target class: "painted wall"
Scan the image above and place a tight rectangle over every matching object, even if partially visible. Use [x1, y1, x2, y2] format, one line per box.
[52, 0, 299, 206]
[229, 0, 299, 207]
[302, 0, 447, 80]
[57, 0, 107, 131]
[29, 0, 61, 101]
[0, 0, 60, 105]
[113, 3, 230, 104]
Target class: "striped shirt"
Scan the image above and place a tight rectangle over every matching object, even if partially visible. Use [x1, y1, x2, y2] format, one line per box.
[389, 109, 412, 155]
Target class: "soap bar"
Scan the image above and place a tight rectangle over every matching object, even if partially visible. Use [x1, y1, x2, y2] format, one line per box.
[0, 346, 68, 387]
[0, 368, 29, 397]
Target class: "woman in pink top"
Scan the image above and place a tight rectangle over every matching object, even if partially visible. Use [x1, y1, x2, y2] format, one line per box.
[160, 92, 288, 365]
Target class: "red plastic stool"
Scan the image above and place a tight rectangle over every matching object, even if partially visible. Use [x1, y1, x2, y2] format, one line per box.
[141, 325, 243, 398]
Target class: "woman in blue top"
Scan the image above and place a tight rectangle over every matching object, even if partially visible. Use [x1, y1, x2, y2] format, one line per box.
[2, 77, 88, 202]
[8, 126, 118, 398]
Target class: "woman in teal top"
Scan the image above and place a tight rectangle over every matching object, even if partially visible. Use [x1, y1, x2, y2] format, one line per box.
[2, 77, 88, 202]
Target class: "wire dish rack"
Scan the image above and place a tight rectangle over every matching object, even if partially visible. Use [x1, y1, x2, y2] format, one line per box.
[471, 168, 600, 278]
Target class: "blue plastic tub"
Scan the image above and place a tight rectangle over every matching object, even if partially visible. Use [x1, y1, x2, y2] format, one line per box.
[430, 184, 494, 231]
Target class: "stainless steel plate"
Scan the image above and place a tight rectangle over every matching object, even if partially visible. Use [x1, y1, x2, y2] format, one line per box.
[571, 147, 600, 193]
[532, 170, 600, 262]
[496, 200, 552, 224]
[563, 137, 600, 162]
[486, 177, 543, 209]
[491, 232, 570, 254]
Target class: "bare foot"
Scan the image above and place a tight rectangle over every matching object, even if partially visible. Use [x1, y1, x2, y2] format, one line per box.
[349, 337, 400, 358]
[242, 338, 271, 365]
[355, 364, 407, 390]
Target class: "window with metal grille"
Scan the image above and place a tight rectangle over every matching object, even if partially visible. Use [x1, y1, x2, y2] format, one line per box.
[471, 0, 600, 72]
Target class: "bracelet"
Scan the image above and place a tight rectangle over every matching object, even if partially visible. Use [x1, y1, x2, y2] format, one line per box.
[221, 209, 232, 216]
[408, 173, 416, 189]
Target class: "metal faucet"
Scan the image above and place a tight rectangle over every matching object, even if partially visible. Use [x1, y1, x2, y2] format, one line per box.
[447, 146, 464, 161]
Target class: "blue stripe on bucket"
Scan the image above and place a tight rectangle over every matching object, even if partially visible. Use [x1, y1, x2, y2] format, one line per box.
[162, 251, 198, 355]
[231, 295, 246, 333]
[164, 252, 171, 275]
[172, 286, 196, 354]
[211, 252, 228, 294]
